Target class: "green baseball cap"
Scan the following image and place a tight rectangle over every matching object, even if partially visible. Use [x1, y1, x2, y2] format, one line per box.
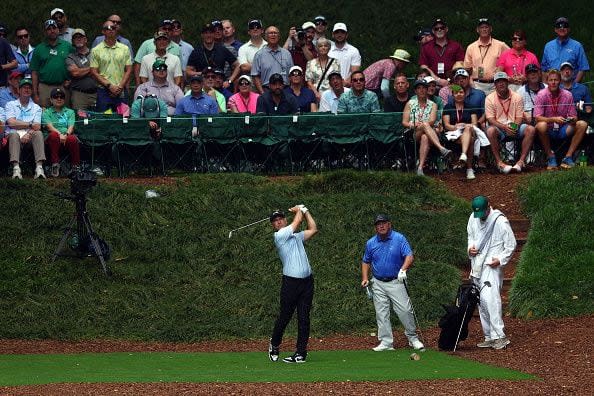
[19, 78, 32, 87]
[471, 195, 489, 218]
[152, 59, 168, 70]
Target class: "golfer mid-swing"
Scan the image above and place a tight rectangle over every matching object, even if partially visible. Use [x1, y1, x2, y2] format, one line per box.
[268, 205, 317, 363]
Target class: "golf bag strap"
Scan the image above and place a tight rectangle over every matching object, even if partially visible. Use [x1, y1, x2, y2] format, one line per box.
[476, 214, 504, 253]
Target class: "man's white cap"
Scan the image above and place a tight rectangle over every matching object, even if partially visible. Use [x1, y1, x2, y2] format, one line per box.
[302, 21, 315, 30]
[423, 76, 436, 84]
[50, 8, 65, 17]
[333, 22, 347, 32]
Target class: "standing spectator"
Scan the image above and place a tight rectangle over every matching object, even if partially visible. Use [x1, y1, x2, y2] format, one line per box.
[534, 69, 587, 169]
[222, 19, 242, 53]
[402, 79, 451, 176]
[0, 71, 21, 108]
[50, 8, 74, 43]
[12, 26, 33, 75]
[0, 25, 17, 89]
[228, 75, 259, 114]
[30, 19, 74, 107]
[284, 22, 317, 71]
[90, 20, 132, 113]
[42, 87, 79, 177]
[541, 17, 589, 83]
[237, 19, 267, 75]
[211, 19, 224, 44]
[413, 27, 433, 46]
[284, 65, 317, 113]
[468, 195, 516, 350]
[66, 29, 97, 111]
[419, 18, 464, 80]
[496, 30, 540, 91]
[516, 63, 546, 126]
[305, 37, 340, 102]
[186, 23, 240, 88]
[559, 62, 592, 119]
[464, 18, 509, 95]
[134, 20, 181, 86]
[319, 71, 350, 114]
[485, 72, 536, 174]
[364, 49, 410, 100]
[139, 31, 183, 88]
[91, 15, 134, 58]
[252, 26, 294, 94]
[168, 19, 193, 76]
[256, 73, 299, 115]
[329, 23, 361, 85]
[360, 214, 425, 352]
[312, 15, 331, 46]
[337, 70, 379, 113]
[134, 60, 184, 116]
[268, 206, 318, 363]
[5, 78, 45, 179]
[383, 73, 410, 113]
[174, 75, 218, 115]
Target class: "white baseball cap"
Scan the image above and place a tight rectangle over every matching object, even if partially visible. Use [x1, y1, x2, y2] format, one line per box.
[333, 22, 347, 32]
[50, 8, 65, 17]
[302, 21, 315, 30]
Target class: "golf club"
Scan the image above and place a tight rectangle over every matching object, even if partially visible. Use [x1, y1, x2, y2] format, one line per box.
[228, 217, 269, 238]
[403, 279, 425, 351]
[453, 281, 491, 352]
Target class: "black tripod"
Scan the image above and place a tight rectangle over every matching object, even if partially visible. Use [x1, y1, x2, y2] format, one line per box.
[52, 192, 112, 276]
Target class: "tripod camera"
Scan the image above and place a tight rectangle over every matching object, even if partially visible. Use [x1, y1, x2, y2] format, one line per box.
[52, 170, 112, 276]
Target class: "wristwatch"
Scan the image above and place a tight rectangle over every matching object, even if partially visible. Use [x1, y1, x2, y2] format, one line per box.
[28, 121, 32, 128]
[227, 79, 232, 84]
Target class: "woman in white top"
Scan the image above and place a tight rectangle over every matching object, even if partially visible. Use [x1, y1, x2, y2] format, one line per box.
[305, 38, 340, 102]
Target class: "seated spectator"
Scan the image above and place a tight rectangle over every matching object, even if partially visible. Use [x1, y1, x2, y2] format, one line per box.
[237, 19, 267, 75]
[66, 29, 97, 112]
[134, 60, 184, 116]
[411, 73, 444, 130]
[5, 78, 45, 179]
[438, 61, 473, 104]
[496, 30, 540, 91]
[12, 26, 34, 75]
[485, 72, 536, 173]
[559, 62, 592, 120]
[201, 67, 227, 113]
[534, 69, 587, 169]
[284, 22, 317, 71]
[337, 71, 380, 113]
[442, 84, 477, 179]
[0, 71, 22, 108]
[139, 31, 183, 88]
[306, 37, 340, 102]
[319, 72, 350, 114]
[228, 75, 259, 113]
[517, 63, 547, 126]
[213, 69, 233, 101]
[42, 88, 80, 177]
[383, 73, 410, 113]
[402, 79, 451, 176]
[284, 66, 317, 113]
[175, 75, 218, 115]
[256, 73, 299, 115]
[364, 49, 410, 100]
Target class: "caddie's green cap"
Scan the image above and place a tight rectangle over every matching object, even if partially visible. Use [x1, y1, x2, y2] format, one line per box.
[152, 59, 168, 70]
[472, 195, 489, 218]
[19, 78, 32, 87]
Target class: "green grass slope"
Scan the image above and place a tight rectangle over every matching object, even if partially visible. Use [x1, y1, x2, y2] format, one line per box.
[0, 171, 467, 341]
[510, 168, 594, 318]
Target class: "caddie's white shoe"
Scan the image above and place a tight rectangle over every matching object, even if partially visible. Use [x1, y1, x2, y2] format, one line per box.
[409, 339, 425, 350]
[12, 166, 22, 180]
[34, 166, 46, 179]
[372, 343, 394, 352]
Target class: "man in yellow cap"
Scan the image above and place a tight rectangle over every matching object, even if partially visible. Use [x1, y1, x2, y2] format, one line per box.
[363, 49, 410, 100]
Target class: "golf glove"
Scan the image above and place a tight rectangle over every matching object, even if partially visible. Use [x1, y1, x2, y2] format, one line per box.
[297, 204, 308, 214]
[397, 269, 407, 283]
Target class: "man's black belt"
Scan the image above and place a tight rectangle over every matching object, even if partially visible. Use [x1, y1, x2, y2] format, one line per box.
[477, 79, 494, 83]
[375, 276, 396, 282]
[72, 88, 97, 94]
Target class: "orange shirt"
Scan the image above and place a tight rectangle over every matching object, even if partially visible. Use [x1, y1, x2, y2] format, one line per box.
[464, 38, 509, 81]
[485, 89, 524, 124]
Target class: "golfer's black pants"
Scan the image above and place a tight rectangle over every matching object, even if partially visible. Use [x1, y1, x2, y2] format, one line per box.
[271, 274, 314, 356]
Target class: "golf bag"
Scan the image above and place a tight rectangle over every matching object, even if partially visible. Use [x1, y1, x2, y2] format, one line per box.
[438, 283, 481, 351]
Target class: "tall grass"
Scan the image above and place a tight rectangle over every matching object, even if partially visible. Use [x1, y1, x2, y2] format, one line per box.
[510, 168, 594, 318]
[0, 171, 467, 341]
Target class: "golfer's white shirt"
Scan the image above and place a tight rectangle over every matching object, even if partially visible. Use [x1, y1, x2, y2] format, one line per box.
[274, 225, 311, 278]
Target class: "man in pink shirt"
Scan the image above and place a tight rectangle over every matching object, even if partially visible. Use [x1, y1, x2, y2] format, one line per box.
[496, 30, 539, 91]
[485, 72, 536, 173]
[464, 18, 509, 95]
[363, 49, 410, 100]
[534, 69, 587, 169]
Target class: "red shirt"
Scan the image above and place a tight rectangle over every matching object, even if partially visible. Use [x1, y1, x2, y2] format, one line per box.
[418, 39, 465, 77]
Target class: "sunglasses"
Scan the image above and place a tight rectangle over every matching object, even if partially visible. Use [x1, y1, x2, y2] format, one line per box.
[16, 34, 29, 39]
[433, 26, 446, 31]
[352, 77, 365, 82]
[290, 71, 302, 76]
[102, 25, 115, 31]
[238, 81, 251, 86]
[108, 19, 121, 24]
[555, 23, 569, 29]
[512, 36, 524, 41]
[315, 21, 327, 26]
[52, 95, 65, 99]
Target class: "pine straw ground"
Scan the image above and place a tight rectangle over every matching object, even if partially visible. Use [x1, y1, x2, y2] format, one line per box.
[1, 170, 592, 395]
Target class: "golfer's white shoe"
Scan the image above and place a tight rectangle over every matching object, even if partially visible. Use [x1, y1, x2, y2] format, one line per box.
[372, 343, 394, 352]
[268, 339, 279, 362]
[409, 339, 425, 350]
[492, 337, 510, 350]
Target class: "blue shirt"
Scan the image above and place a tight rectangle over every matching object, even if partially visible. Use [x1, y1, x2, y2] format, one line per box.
[541, 38, 590, 76]
[284, 86, 317, 113]
[0, 87, 18, 108]
[448, 87, 486, 118]
[274, 225, 311, 278]
[174, 93, 219, 115]
[562, 82, 591, 103]
[363, 230, 413, 278]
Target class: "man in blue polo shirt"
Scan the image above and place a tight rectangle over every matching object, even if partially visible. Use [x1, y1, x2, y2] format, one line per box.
[174, 75, 218, 115]
[268, 205, 318, 364]
[361, 214, 424, 352]
[541, 17, 589, 83]
[560, 61, 592, 120]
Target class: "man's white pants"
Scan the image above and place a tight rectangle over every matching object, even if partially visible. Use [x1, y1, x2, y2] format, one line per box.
[371, 278, 419, 347]
[472, 265, 506, 340]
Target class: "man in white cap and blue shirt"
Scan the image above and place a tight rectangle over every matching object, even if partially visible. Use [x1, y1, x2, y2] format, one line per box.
[361, 214, 424, 352]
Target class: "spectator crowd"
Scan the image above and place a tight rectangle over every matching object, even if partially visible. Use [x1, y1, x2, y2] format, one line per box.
[0, 10, 591, 179]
